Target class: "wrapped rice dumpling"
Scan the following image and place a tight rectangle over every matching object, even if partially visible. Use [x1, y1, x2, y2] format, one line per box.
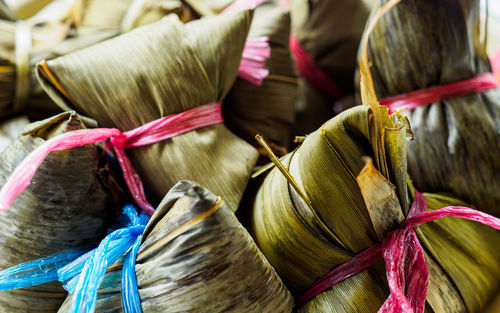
[223, 0, 298, 153]
[249, 3, 500, 309]
[0, 111, 120, 312]
[36, 11, 259, 211]
[251, 104, 500, 313]
[290, 0, 370, 135]
[364, 0, 500, 216]
[58, 180, 294, 313]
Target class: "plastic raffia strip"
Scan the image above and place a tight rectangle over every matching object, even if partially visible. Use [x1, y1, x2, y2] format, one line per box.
[0, 248, 89, 291]
[289, 33, 345, 99]
[58, 205, 149, 313]
[379, 72, 499, 114]
[223, 0, 270, 85]
[296, 190, 500, 313]
[0, 102, 223, 216]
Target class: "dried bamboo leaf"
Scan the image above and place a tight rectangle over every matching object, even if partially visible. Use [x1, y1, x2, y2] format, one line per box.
[365, 0, 500, 216]
[0, 115, 29, 152]
[59, 180, 294, 313]
[36, 11, 259, 211]
[0, 111, 121, 312]
[224, 0, 298, 151]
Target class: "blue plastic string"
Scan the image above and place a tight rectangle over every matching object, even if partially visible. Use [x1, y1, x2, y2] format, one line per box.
[0, 248, 89, 290]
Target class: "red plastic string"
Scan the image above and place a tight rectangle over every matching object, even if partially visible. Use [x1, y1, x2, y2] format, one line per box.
[379, 73, 499, 114]
[222, 0, 270, 86]
[0, 102, 223, 217]
[296, 190, 500, 313]
[289, 33, 345, 99]
[491, 51, 500, 82]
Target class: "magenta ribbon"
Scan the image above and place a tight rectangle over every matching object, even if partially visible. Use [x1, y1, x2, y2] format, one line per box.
[289, 33, 345, 99]
[379, 73, 499, 114]
[297, 190, 500, 313]
[0, 102, 224, 216]
[223, 0, 270, 86]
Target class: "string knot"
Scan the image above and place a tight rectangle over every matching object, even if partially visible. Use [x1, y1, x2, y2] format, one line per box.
[109, 133, 128, 150]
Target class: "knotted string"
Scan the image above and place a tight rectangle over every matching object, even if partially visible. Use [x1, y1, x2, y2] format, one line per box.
[297, 190, 500, 313]
[379, 73, 499, 114]
[0, 102, 223, 216]
[289, 33, 345, 99]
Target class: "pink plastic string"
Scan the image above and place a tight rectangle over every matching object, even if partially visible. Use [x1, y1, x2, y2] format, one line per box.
[222, 0, 270, 85]
[379, 73, 499, 114]
[238, 37, 270, 85]
[289, 33, 345, 99]
[296, 190, 500, 313]
[0, 102, 223, 217]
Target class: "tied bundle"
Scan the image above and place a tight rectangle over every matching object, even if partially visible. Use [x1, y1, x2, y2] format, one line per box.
[223, 0, 298, 154]
[365, 0, 500, 216]
[0, 111, 120, 312]
[35, 11, 260, 211]
[290, 0, 370, 135]
[249, 1, 500, 312]
[0, 181, 295, 313]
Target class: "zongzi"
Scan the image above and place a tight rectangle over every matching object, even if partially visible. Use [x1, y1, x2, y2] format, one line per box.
[57, 180, 294, 312]
[0, 111, 120, 312]
[248, 1, 500, 308]
[364, 0, 500, 216]
[36, 11, 259, 211]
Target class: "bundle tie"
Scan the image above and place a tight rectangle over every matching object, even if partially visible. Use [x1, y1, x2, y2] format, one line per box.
[14, 21, 32, 111]
[289, 33, 345, 99]
[379, 73, 499, 114]
[0, 205, 148, 313]
[0, 102, 224, 216]
[297, 190, 500, 313]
